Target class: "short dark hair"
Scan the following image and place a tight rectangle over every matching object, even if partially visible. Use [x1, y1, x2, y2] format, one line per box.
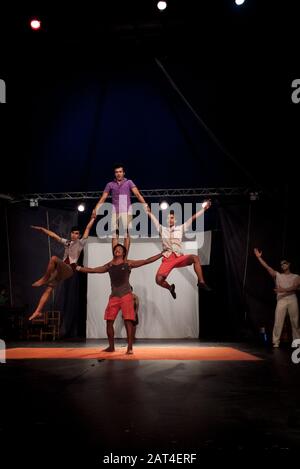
[113, 243, 127, 259]
[71, 226, 81, 233]
[113, 163, 125, 172]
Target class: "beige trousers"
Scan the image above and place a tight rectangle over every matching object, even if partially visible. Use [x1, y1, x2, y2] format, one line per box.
[273, 295, 300, 345]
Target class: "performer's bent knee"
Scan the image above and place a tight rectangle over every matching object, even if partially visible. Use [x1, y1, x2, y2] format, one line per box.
[191, 254, 200, 263]
[156, 275, 164, 285]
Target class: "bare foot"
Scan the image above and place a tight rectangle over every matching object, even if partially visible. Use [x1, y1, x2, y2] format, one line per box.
[29, 311, 42, 321]
[102, 346, 115, 352]
[32, 276, 49, 287]
[126, 349, 133, 355]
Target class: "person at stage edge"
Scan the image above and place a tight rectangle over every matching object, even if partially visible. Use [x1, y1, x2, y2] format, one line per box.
[254, 248, 300, 347]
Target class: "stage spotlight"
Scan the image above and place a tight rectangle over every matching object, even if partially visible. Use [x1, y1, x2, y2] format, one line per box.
[77, 203, 85, 212]
[160, 200, 169, 210]
[157, 1, 167, 11]
[30, 18, 41, 30]
[29, 198, 38, 208]
[235, 0, 245, 5]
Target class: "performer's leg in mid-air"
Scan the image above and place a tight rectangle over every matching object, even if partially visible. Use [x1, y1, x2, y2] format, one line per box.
[29, 286, 54, 320]
[185, 254, 211, 290]
[155, 274, 176, 299]
[32, 255, 60, 287]
[155, 253, 210, 299]
[30, 258, 73, 321]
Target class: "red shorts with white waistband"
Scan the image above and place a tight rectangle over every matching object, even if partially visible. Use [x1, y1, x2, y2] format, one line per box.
[156, 253, 192, 278]
[104, 292, 135, 321]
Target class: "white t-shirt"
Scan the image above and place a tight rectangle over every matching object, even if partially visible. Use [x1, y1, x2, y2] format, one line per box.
[160, 224, 187, 258]
[60, 238, 87, 264]
[275, 272, 300, 300]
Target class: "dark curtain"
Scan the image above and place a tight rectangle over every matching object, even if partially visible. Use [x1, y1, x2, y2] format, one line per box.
[218, 202, 253, 338]
[59, 273, 80, 338]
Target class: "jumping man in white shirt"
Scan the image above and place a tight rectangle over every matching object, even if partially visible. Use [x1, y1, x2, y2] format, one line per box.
[147, 201, 212, 299]
[29, 215, 96, 320]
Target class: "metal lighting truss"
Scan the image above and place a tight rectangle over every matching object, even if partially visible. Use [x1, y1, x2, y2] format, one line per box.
[8, 187, 256, 203]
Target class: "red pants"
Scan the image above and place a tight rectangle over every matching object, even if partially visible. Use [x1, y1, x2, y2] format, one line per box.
[156, 253, 191, 278]
[104, 292, 135, 321]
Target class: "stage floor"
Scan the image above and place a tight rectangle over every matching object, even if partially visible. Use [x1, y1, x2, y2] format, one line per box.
[0, 340, 299, 464]
[4, 343, 261, 361]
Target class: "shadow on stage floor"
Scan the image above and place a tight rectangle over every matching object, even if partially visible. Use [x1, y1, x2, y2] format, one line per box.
[0, 340, 299, 466]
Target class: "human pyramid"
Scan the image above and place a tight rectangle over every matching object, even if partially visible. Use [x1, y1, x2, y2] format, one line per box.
[29, 164, 211, 354]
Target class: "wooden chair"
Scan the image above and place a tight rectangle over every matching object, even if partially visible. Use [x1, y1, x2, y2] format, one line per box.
[26, 313, 47, 340]
[41, 310, 61, 341]
[27, 311, 61, 341]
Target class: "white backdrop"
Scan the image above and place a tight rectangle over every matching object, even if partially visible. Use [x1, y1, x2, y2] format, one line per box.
[84, 232, 211, 339]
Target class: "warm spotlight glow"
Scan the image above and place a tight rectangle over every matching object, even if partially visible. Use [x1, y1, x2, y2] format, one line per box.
[30, 19, 41, 30]
[77, 203, 85, 212]
[157, 1, 167, 11]
[160, 201, 169, 210]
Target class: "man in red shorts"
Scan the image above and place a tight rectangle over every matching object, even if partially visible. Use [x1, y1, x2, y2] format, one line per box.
[76, 244, 162, 354]
[147, 201, 211, 299]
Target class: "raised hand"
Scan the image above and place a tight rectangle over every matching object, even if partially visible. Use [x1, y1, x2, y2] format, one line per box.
[202, 199, 211, 210]
[31, 225, 43, 231]
[254, 248, 262, 258]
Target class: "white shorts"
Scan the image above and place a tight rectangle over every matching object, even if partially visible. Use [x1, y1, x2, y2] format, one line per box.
[111, 212, 133, 236]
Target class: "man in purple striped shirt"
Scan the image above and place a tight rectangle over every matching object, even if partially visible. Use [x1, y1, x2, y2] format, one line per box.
[92, 164, 148, 255]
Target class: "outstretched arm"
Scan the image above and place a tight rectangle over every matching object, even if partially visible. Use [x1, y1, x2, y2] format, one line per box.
[131, 186, 148, 211]
[254, 248, 277, 278]
[184, 200, 211, 229]
[146, 207, 161, 233]
[82, 215, 96, 239]
[92, 191, 109, 218]
[128, 252, 163, 269]
[31, 225, 61, 242]
[76, 263, 110, 274]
